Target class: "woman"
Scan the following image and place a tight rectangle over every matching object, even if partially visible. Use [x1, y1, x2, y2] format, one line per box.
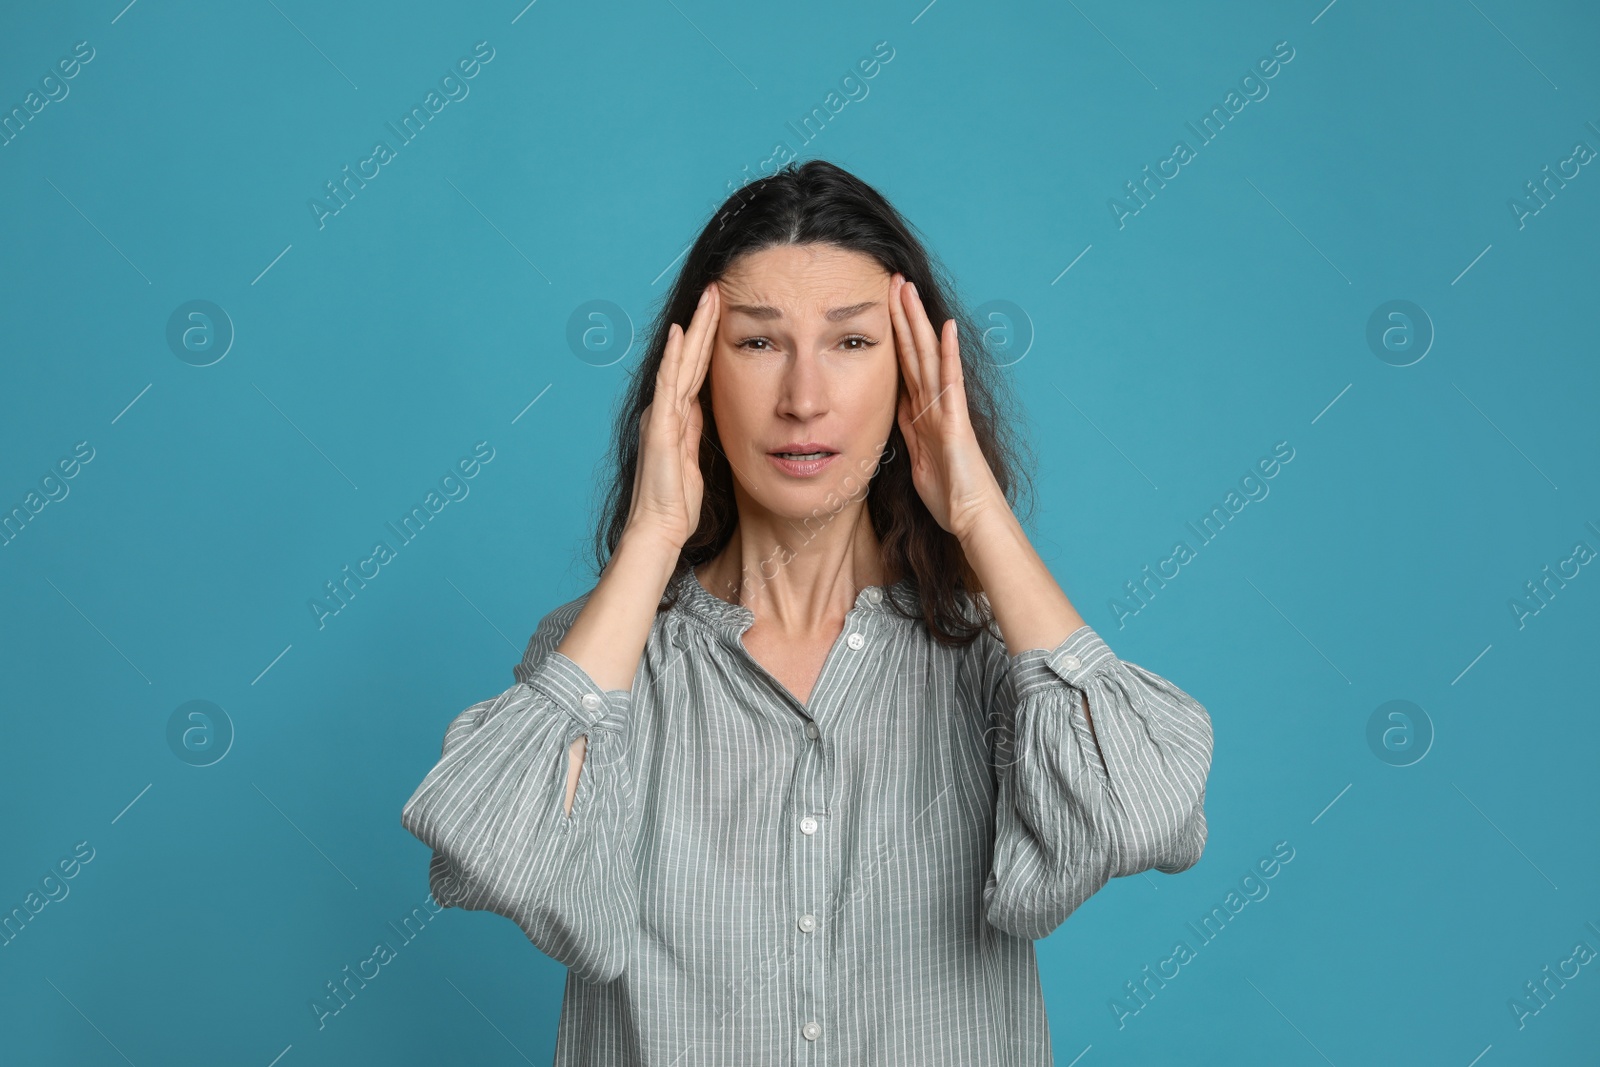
[401, 160, 1213, 1064]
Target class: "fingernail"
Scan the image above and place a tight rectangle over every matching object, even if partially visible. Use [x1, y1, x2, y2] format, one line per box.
[698, 289, 709, 306]
[906, 282, 916, 298]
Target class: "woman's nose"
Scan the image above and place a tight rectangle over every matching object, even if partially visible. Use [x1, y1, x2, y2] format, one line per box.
[776, 352, 829, 420]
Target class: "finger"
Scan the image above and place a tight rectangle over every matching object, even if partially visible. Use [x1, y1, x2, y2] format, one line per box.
[684, 393, 705, 459]
[896, 391, 921, 469]
[683, 281, 719, 403]
[939, 318, 966, 422]
[659, 323, 691, 428]
[676, 286, 718, 410]
[903, 281, 945, 410]
[887, 274, 923, 400]
[660, 321, 683, 388]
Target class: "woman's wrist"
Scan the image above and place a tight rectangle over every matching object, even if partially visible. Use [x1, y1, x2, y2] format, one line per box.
[616, 521, 687, 578]
[952, 489, 1018, 555]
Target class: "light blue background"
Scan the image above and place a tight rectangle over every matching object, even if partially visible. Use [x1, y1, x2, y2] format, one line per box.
[3, 0, 1597, 1063]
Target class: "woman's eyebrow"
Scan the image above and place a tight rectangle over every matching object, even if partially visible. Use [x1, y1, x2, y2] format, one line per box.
[726, 301, 879, 322]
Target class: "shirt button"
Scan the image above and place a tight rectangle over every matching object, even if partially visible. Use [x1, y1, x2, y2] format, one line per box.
[864, 587, 882, 604]
[805, 721, 820, 740]
[798, 913, 817, 932]
[802, 1021, 822, 1041]
[1061, 654, 1082, 671]
[799, 815, 818, 835]
[581, 693, 603, 712]
[846, 632, 865, 651]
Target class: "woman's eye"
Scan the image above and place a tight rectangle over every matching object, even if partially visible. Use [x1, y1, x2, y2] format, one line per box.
[734, 336, 877, 351]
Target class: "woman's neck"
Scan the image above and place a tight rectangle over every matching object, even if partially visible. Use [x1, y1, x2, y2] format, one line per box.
[695, 497, 891, 636]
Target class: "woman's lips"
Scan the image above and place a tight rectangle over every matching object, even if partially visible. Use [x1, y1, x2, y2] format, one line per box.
[767, 451, 838, 477]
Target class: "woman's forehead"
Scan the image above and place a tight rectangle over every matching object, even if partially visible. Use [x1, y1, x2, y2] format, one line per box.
[723, 244, 886, 285]
[719, 247, 889, 315]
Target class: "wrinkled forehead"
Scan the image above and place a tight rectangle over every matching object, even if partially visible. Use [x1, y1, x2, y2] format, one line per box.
[717, 244, 890, 318]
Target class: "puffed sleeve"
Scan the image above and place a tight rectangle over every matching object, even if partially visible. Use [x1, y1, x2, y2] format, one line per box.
[980, 621, 1213, 940]
[400, 594, 638, 984]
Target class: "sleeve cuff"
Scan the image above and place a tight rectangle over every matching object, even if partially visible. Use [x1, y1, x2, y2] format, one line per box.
[1009, 623, 1115, 700]
[525, 650, 634, 733]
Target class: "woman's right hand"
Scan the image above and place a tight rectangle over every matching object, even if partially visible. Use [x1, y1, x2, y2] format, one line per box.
[623, 281, 720, 550]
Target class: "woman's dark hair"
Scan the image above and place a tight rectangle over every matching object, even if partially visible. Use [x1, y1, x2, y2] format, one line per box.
[589, 159, 1036, 647]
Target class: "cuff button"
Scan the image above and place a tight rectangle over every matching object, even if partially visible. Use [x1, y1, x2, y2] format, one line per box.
[581, 693, 603, 712]
[1061, 654, 1082, 671]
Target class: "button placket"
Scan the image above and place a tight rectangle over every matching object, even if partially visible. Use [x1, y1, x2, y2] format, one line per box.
[792, 671, 829, 1060]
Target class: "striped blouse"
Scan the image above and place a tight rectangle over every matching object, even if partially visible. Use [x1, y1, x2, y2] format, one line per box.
[400, 566, 1213, 1065]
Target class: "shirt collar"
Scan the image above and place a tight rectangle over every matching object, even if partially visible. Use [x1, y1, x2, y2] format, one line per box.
[669, 566, 915, 646]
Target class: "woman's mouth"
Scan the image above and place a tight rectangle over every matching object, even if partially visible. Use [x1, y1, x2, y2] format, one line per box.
[767, 446, 838, 477]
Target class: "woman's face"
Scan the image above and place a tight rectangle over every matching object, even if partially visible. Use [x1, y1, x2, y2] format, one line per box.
[708, 242, 900, 525]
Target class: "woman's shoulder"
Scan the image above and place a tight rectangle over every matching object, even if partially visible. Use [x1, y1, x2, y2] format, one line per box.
[538, 586, 597, 633]
[879, 580, 1008, 675]
[512, 575, 693, 687]
[511, 587, 597, 685]
[922, 583, 1005, 645]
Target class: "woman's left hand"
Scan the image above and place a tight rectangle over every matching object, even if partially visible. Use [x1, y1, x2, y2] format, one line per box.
[887, 273, 1008, 543]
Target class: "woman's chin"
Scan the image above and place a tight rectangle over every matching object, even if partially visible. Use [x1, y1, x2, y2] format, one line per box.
[759, 476, 875, 523]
